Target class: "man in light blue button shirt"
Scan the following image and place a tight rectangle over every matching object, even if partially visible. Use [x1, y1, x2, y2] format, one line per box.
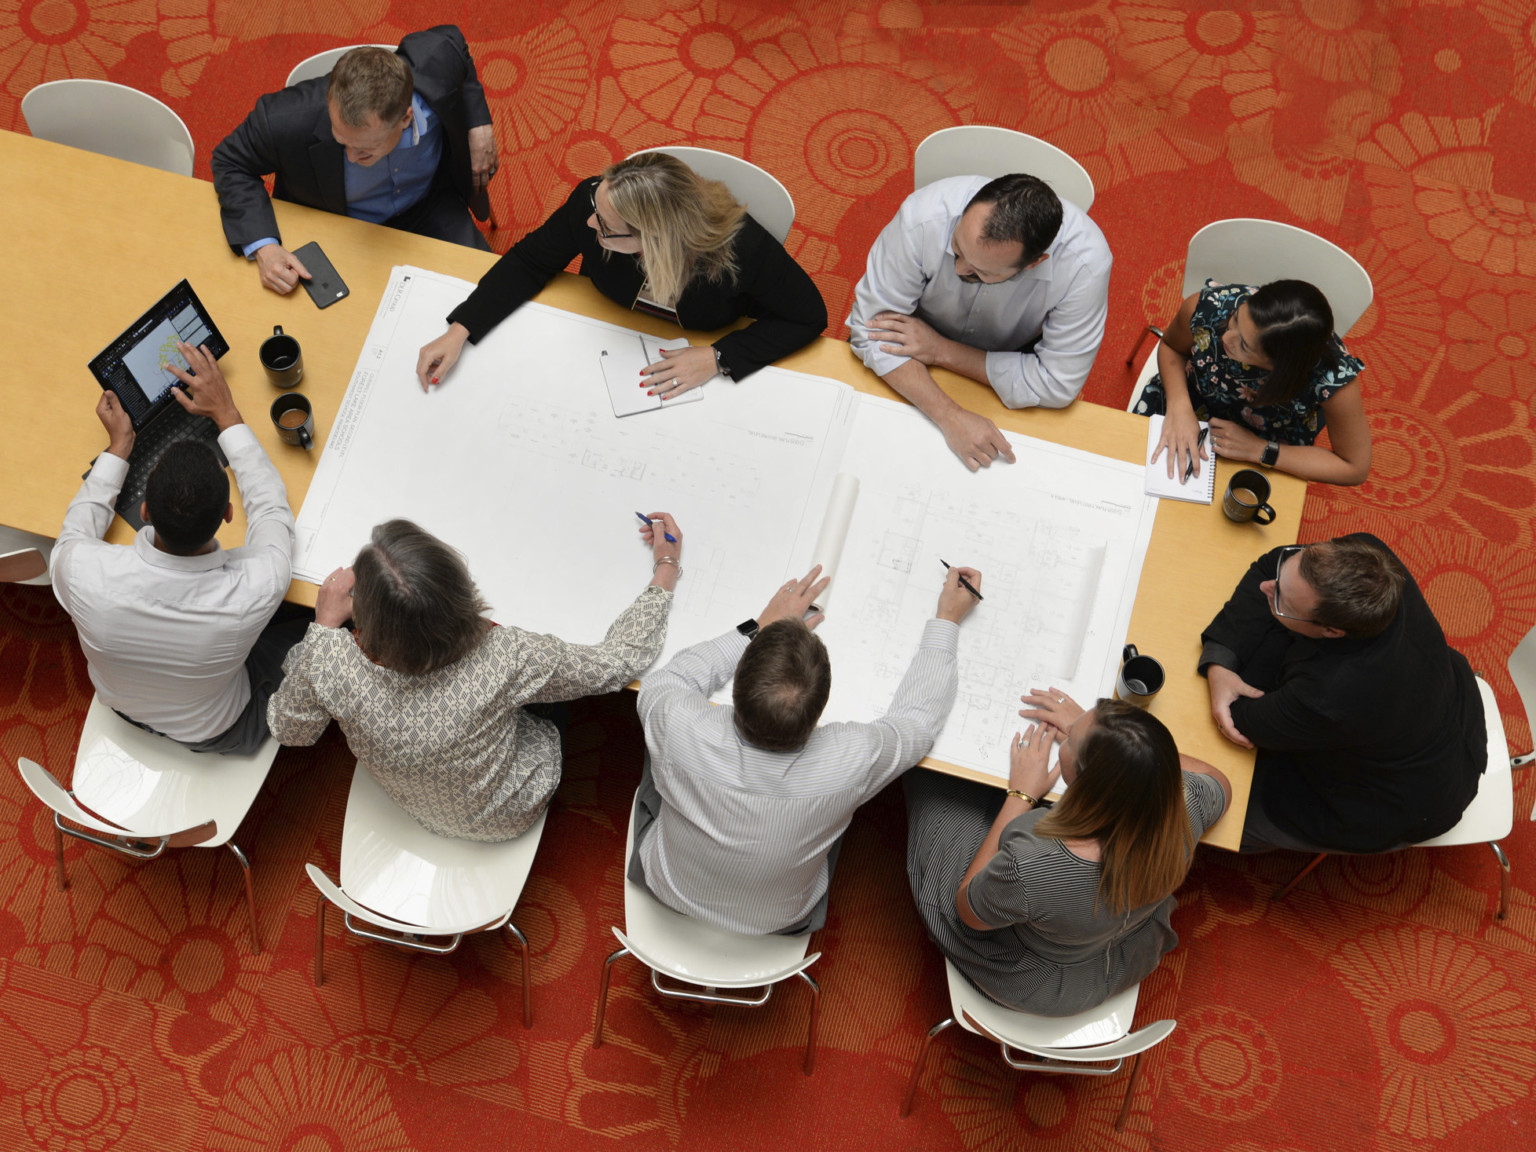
[213, 27, 497, 294]
[848, 175, 1112, 471]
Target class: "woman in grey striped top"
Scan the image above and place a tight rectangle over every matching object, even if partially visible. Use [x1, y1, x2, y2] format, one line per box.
[905, 694, 1231, 1017]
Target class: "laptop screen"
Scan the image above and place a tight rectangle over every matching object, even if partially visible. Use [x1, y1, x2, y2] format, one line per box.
[88, 281, 229, 428]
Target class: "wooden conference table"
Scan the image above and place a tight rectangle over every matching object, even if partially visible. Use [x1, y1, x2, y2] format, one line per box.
[0, 129, 1305, 850]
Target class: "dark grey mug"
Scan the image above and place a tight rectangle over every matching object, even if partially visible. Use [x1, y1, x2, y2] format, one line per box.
[260, 325, 303, 389]
[1116, 644, 1165, 707]
[270, 392, 314, 450]
[1223, 468, 1277, 525]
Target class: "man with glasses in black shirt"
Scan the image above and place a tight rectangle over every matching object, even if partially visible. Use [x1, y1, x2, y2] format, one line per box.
[1199, 534, 1486, 854]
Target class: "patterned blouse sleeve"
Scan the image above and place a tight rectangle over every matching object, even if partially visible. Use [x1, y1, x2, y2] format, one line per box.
[1308, 338, 1365, 406]
[266, 623, 339, 747]
[514, 584, 674, 705]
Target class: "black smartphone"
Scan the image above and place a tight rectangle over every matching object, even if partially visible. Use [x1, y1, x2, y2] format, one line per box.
[291, 241, 349, 309]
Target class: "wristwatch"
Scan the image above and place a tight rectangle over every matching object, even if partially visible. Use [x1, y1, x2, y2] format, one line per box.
[1261, 440, 1280, 467]
[713, 347, 733, 379]
[736, 618, 759, 639]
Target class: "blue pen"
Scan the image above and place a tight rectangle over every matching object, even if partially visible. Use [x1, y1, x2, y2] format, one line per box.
[636, 511, 678, 543]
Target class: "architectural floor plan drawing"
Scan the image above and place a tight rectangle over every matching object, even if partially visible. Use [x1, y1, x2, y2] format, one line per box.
[297, 268, 1158, 782]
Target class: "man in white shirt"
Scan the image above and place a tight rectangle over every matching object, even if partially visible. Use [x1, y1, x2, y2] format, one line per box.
[847, 174, 1113, 471]
[632, 563, 982, 935]
[51, 342, 300, 754]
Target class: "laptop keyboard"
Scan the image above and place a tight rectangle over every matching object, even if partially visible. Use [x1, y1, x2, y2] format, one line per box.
[114, 407, 224, 529]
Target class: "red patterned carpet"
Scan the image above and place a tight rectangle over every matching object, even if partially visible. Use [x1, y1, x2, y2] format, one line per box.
[3, 2, 1536, 1149]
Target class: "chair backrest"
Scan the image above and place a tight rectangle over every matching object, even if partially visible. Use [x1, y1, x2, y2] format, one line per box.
[22, 80, 194, 177]
[946, 958, 1138, 1048]
[286, 44, 398, 88]
[914, 126, 1095, 213]
[1182, 220, 1374, 337]
[624, 146, 796, 244]
[1508, 622, 1536, 751]
[0, 548, 48, 584]
[16, 758, 133, 837]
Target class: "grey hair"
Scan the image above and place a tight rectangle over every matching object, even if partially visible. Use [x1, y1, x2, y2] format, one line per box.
[351, 519, 490, 675]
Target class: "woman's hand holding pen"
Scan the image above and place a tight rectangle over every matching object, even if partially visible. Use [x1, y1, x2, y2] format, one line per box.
[640, 512, 683, 591]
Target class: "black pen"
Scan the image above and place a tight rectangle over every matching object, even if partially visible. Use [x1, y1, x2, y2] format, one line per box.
[940, 559, 983, 601]
[1183, 426, 1210, 484]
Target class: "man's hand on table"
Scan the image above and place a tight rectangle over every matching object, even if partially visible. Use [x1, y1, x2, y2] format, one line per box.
[255, 244, 311, 295]
[96, 392, 135, 461]
[938, 407, 1016, 472]
[1207, 664, 1262, 749]
[417, 324, 471, 392]
[165, 342, 243, 431]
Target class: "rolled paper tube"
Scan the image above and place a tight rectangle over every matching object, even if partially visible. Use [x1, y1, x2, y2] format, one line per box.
[808, 474, 860, 609]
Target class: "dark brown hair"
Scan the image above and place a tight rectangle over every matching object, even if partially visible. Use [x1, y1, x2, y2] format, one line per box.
[967, 173, 1063, 265]
[1034, 701, 1193, 915]
[351, 520, 490, 676]
[1297, 537, 1405, 639]
[327, 46, 413, 126]
[732, 619, 831, 751]
[1244, 280, 1336, 407]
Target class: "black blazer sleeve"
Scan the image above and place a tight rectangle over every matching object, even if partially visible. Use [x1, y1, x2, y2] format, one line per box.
[211, 90, 300, 252]
[1198, 546, 1287, 675]
[446, 179, 595, 341]
[400, 24, 492, 221]
[710, 219, 828, 380]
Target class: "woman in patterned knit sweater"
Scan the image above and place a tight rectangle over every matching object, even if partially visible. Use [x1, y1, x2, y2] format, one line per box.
[267, 515, 681, 841]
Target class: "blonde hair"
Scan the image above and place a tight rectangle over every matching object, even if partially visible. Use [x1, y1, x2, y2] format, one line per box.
[1034, 701, 1195, 915]
[602, 153, 746, 308]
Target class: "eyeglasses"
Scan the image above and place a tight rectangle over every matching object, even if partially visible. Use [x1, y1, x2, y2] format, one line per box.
[589, 187, 634, 240]
[1268, 544, 1319, 624]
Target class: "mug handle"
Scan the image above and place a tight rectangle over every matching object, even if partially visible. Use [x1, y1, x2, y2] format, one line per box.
[274, 325, 283, 336]
[298, 425, 313, 451]
[1122, 644, 1138, 661]
[1254, 503, 1276, 526]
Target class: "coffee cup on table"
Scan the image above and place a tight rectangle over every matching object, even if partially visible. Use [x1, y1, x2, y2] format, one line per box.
[270, 393, 315, 451]
[1115, 644, 1164, 707]
[1223, 469, 1277, 525]
[260, 325, 303, 389]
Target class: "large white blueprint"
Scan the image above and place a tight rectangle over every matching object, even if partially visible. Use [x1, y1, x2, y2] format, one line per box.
[294, 267, 852, 665]
[296, 266, 1157, 782]
[791, 397, 1158, 780]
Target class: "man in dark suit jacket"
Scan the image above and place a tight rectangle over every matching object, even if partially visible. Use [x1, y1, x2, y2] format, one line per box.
[1199, 534, 1486, 854]
[212, 25, 497, 294]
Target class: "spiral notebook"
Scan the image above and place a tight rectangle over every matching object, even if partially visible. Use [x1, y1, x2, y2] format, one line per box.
[1144, 415, 1215, 504]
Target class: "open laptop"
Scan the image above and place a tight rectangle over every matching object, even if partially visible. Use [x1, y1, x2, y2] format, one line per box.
[87, 280, 230, 530]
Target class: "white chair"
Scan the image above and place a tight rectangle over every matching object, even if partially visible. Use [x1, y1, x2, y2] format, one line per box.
[625, 146, 796, 244]
[594, 791, 823, 1074]
[1507, 622, 1536, 773]
[306, 764, 547, 1027]
[913, 126, 1095, 213]
[1273, 677, 1514, 920]
[285, 44, 396, 88]
[901, 960, 1174, 1129]
[15, 696, 278, 953]
[22, 80, 194, 177]
[0, 525, 53, 585]
[1125, 219, 1374, 412]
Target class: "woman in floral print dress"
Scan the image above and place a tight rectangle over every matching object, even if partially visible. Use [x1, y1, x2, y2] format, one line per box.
[1136, 280, 1371, 486]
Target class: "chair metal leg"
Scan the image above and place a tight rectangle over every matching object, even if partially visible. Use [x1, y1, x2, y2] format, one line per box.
[900, 1017, 956, 1118]
[593, 946, 629, 1048]
[1115, 1049, 1146, 1131]
[1124, 324, 1163, 368]
[54, 822, 68, 892]
[1273, 852, 1328, 902]
[797, 969, 820, 1076]
[313, 892, 327, 986]
[506, 921, 533, 1028]
[1491, 841, 1511, 921]
[227, 842, 261, 955]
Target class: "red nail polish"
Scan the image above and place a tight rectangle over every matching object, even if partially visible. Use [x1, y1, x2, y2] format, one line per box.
[647, 390, 655, 396]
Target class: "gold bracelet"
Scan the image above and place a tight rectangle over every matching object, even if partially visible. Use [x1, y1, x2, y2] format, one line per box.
[652, 556, 682, 578]
[1006, 789, 1038, 806]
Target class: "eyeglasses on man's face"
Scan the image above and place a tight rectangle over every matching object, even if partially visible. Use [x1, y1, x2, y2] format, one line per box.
[1268, 545, 1319, 624]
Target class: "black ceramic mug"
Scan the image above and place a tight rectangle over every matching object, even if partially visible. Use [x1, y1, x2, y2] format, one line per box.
[260, 325, 303, 389]
[1115, 644, 1165, 707]
[270, 392, 314, 451]
[1223, 468, 1277, 525]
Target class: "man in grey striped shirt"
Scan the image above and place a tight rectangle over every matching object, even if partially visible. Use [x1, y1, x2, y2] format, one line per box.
[632, 563, 983, 935]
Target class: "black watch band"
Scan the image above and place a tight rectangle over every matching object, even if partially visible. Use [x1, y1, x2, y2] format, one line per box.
[1261, 440, 1281, 467]
[736, 618, 759, 639]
